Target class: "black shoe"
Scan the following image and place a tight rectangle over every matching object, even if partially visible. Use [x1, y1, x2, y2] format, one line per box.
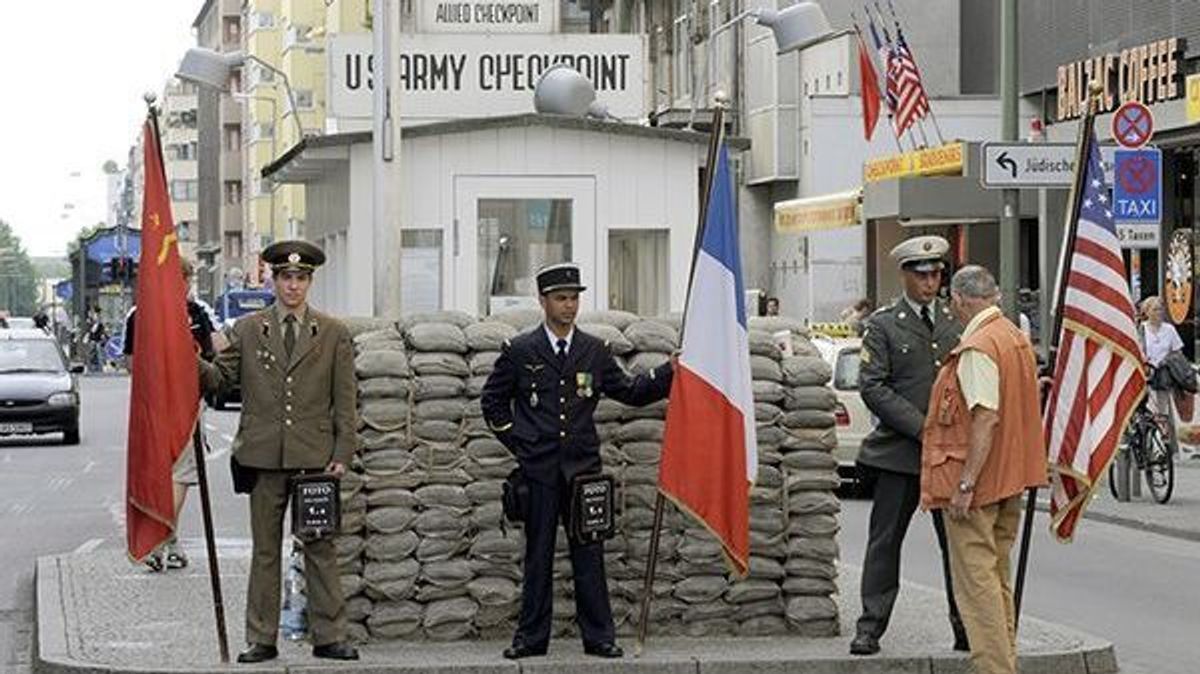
[237, 644, 278, 664]
[849, 633, 880, 656]
[583, 643, 624, 659]
[312, 642, 359, 660]
[503, 643, 547, 659]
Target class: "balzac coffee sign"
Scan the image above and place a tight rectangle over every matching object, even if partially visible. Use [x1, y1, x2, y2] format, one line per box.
[1057, 37, 1184, 122]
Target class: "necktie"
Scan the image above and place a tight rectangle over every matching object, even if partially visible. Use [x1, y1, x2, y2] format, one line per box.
[556, 338, 568, 364]
[920, 305, 934, 332]
[284, 315, 297, 359]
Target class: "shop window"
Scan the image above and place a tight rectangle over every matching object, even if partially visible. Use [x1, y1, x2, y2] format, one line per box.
[477, 199, 572, 316]
[401, 229, 443, 315]
[609, 229, 669, 316]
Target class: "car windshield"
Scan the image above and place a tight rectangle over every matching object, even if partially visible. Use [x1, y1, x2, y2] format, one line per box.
[0, 340, 65, 373]
[834, 348, 861, 390]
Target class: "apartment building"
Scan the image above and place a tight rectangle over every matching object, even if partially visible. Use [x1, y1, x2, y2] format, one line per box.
[161, 78, 200, 263]
[194, 0, 246, 301]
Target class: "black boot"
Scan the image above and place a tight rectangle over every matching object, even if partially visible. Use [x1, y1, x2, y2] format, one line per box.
[312, 642, 359, 660]
[237, 644, 278, 664]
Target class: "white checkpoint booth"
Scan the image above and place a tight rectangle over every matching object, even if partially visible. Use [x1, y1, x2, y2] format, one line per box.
[265, 114, 748, 318]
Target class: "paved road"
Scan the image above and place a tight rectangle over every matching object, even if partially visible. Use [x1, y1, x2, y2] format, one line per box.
[839, 496, 1200, 674]
[0, 376, 246, 673]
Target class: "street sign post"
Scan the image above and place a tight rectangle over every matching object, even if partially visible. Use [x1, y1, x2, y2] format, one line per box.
[1112, 148, 1163, 226]
[981, 142, 1116, 188]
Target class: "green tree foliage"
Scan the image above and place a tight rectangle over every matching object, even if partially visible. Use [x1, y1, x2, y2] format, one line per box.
[0, 219, 42, 316]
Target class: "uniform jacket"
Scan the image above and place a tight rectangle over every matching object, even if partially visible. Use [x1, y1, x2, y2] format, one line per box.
[857, 298, 962, 475]
[199, 306, 358, 470]
[481, 326, 673, 486]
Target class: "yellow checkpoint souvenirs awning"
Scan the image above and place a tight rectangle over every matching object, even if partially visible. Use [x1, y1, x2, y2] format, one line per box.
[774, 189, 862, 234]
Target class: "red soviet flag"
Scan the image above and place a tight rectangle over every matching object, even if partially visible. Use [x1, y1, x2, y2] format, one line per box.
[125, 115, 200, 562]
[856, 28, 882, 140]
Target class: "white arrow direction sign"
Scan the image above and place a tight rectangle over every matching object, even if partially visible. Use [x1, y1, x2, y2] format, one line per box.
[981, 142, 1116, 189]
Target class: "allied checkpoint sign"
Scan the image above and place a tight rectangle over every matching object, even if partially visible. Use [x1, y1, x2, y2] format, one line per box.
[328, 33, 646, 123]
[1112, 148, 1163, 247]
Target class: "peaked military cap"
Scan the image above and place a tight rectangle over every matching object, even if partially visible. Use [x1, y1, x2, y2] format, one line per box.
[890, 235, 949, 273]
[536, 262, 586, 294]
[262, 239, 326, 274]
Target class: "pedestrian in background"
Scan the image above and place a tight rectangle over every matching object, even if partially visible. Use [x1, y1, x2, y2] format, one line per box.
[1138, 296, 1185, 418]
[921, 265, 1047, 674]
[123, 258, 215, 572]
[481, 262, 674, 660]
[850, 235, 968, 656]
[765, 296, 781, 316]
[841, 298, 873, 334]
[199, 240, 360, 664]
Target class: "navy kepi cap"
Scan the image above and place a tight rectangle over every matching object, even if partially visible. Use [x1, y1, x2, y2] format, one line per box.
[890, 235, 949, 273]
[536, 262, 586, 294]
[262, 239, 325, 273]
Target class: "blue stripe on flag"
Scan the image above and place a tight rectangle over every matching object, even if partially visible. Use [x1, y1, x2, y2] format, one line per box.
[699, 144, 747, 328]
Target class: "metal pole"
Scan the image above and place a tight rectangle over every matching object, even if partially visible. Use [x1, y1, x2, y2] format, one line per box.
[999, 0, 1020, 319]
[636, 104, 726, 657]
[191, 420, 230, 663]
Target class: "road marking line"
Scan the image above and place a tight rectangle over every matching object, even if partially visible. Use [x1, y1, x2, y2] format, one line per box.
[73, 538, 104, 555]
[83, 460, 97, 474]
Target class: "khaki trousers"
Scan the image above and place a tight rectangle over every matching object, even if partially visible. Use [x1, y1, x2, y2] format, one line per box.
[944, 495, 1022, 674]
[246, 471, 346, 646]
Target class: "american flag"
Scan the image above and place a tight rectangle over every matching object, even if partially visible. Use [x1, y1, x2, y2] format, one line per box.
[1044, 129, 1147, 542]
[889, 28, 930, 135]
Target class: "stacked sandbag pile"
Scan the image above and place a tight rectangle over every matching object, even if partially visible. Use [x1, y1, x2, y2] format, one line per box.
[332, 310, 839, 642]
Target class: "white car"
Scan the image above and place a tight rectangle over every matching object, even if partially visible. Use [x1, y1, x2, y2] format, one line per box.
[811, 334, 873, 493]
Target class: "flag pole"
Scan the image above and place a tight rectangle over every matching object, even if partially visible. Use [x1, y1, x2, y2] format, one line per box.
[883, 0, 946, 145]
[147, 105, 230, 664]
[635, 101, 727, 657]
[1013, 82, 1101, 631]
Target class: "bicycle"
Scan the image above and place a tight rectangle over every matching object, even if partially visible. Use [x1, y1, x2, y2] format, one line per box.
[1108, 395, 1175, 504]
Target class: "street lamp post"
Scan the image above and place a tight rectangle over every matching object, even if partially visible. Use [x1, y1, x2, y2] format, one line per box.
[999, 0, 1020, 319]
[233, 92, 278, 283]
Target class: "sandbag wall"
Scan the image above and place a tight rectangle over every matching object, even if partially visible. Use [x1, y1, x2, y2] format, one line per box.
[332, 310, 840, 642]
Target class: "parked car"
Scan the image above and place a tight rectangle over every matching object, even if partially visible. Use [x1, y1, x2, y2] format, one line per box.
[0, 329, 82, 444]
[208, 290, 274, 410]
[811, 333, 873, 495]
[1, 316, 35, 330]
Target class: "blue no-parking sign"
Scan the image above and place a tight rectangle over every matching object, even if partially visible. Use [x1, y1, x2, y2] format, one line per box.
[1112, 148, 1162, 225]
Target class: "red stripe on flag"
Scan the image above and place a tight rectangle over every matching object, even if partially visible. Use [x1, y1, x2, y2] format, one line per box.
[659, 365, 751, 576]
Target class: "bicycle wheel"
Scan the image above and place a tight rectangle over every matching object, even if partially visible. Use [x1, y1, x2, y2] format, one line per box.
[1142, 424, 1175, 504]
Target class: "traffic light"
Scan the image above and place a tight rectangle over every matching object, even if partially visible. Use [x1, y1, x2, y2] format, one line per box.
[107, 257, 138, 284]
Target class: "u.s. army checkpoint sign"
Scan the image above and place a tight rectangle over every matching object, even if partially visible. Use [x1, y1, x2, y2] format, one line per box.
[422, 1, 556, 33]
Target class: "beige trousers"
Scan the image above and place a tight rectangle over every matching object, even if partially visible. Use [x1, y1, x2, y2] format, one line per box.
[944, 495, 1022, 674]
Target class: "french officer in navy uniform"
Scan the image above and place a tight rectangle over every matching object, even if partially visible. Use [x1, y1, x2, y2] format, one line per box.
[199, 240, 360, 664]
[481, 262, 674, 660]
[850, 235, 969, 656]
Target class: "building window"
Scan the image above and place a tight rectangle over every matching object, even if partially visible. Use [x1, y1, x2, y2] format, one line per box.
[292, 89, 315, 111]
[224, 232, 243, 260]
[224, 180, 243, 205]
[249, 10, 274, 30]
[223, 16, 241, 45]
[560, 0, 591, 33]
[178, 221, 192, 241]
[167, 143, 197, 160]
[673, 13, 692, 101]
[170, 180, 199, 201]
[229, 67, 243, 93]
[477, 199, 572, 316]
[609, 229, 669, 316]
[224, 124, 241, 151]
[401, 230, 443, 315]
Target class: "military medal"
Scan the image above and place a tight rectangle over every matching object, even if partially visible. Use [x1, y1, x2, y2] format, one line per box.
[576, 372, 594, 399]
[530, 391, 539, 408]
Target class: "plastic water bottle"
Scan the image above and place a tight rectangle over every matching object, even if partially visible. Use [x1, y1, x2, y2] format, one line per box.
[280, 549, 309, 641]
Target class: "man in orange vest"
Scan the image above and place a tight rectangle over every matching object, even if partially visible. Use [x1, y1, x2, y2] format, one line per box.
[921, 265, 1047, 674]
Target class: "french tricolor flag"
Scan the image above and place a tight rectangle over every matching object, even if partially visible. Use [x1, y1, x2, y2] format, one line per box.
[659, 143, 757, 577]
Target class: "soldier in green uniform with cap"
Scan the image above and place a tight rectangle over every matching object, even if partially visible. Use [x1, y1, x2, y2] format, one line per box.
[850, 235, 969, 656]
[199, 240, 360, 664]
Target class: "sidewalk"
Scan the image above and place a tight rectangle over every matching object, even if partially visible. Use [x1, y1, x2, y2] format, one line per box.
[36, 547, 1117, 674]
[1038, 460, 1200, 542]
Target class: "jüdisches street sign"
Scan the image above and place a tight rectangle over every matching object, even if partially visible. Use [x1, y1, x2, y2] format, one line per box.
[981, 142, 1117, 188]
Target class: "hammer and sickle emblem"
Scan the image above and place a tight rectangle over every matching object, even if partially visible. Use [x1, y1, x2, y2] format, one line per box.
[157, 233, 178, 265]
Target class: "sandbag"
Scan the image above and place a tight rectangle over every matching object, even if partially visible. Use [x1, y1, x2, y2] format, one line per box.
[784, 386, 837, 411]
[401, 311, 475, 330]
[751, 355, 783, 382]
[355, 350, 412, 379]
[578, 323, 634, 355]
[781, 356, 832, 387]
[411, 352, 470, 377]
[578, 309, 639, 330]
[624, 321, 678, 353]
[358, 377, 413, 400]
[464, 321, 517, 351]
[359, 400, 410, 432]
[413, 399, 466, 422]
[413, 375, 466, 401]
[406, 323, 468, 354]
[469, 351, 501, 376]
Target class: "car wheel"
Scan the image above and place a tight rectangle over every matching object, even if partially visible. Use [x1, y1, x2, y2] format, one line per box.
[63, 426, 81, 445]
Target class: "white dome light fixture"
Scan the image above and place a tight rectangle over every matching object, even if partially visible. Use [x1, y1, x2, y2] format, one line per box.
[533, 64, 614, 120]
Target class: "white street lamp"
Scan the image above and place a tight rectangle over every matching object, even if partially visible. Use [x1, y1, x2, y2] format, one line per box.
[176, 47, 305, 141]
[691, 1, 838, 127]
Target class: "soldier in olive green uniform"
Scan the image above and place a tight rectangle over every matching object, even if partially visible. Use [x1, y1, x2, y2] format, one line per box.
[199, 240, 360, 664]
[850, 236, 968, 656]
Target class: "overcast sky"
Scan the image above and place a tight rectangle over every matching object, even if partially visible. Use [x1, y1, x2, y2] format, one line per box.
[0, 2, 196, 257]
